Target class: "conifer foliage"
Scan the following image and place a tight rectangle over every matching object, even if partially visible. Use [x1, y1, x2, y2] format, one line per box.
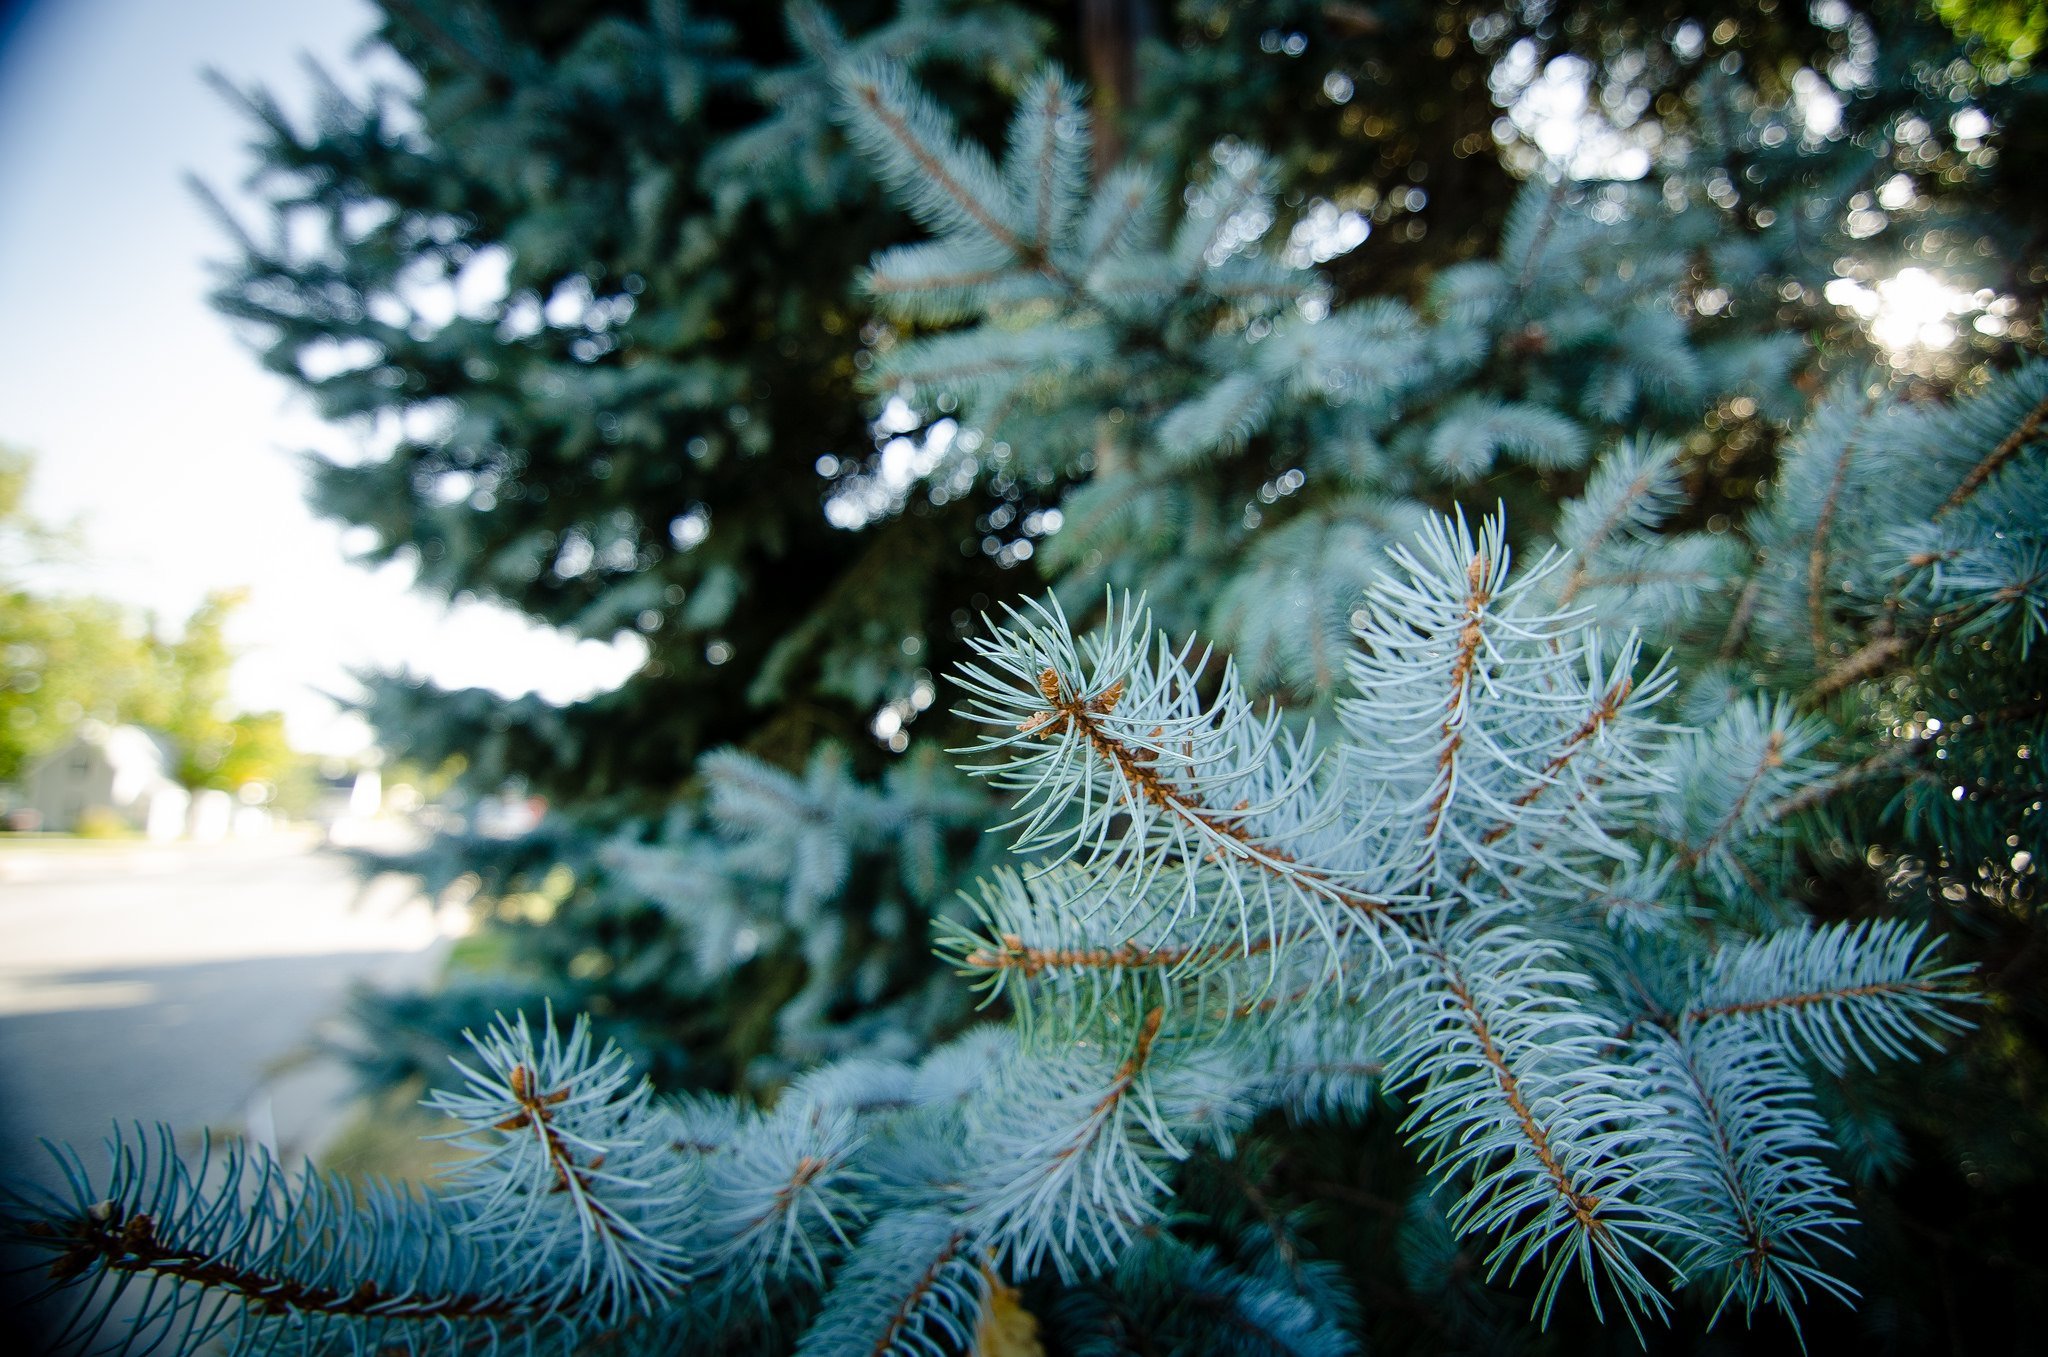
[7, 2, 2047, 1353]
[1, 510, 1982, 1352]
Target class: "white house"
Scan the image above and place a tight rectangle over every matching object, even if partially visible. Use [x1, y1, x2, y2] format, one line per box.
[23, 723, 190, 840]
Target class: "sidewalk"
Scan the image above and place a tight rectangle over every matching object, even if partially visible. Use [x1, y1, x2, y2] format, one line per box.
[0, 819, 426, 882]
[0, 830, 461, 1187]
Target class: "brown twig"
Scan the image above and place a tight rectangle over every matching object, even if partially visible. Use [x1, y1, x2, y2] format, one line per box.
[1686, 979, 1943, 1023]
[1679, 731, 1785, 869]
[1806, 432, 1860, 663]
[866, 266, 1012, 296]
[1437, 963, 1607, 1234]
[1021, 669, 1390, 917]
[963, 932, 1264, 976]
[35, 1205, 528, 1322]
[1424, 554, 1495, 841]
[1934, 391, 2048, 520]
[1718, 574, 1762, 660]
[1767, 739, 1923, 821]
[1808, 634, 1908, 702]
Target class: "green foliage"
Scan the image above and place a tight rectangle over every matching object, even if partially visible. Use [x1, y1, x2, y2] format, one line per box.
[1935, 0, 2048, 63]
[127, 588, 290, 792]
[0, 589, 144, 785]
[1, 456, 295, 791]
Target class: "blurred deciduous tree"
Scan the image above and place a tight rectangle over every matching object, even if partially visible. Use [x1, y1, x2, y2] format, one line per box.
[0, 450, 300, 792]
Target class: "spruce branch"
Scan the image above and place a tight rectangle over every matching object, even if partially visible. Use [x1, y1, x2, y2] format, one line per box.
[1018, 670, 1368, 916]
[1437, 967, 1607, 1229]
[1076, 164, 1161, 274]
[1684, 731, 1784, 867]
[1556, 438, 1683, 606]
[842, 69, 1020, 252]
[954, 593, 1398, 962]
[1657, 698, 1826, 901]
[794, 1211, 986, 1357]
[1933, 389, 2048, 520]
[1170, 147, 1274, 277]
[1638, 1024, 1855, 1329]
[1508, 180, 1574, 293]
[937, 863, 1296, 1033]
[1002, 69, 1090, 255]
[1392, 930, 1687, 1333]
[428, 1010, 696, 1320]
[701, 1105, 868, 1294]
[56, 16, 2039, 1357]
[834, 61, 1078, 295]
[1156, 372, 1277, 466]
[1804, 428, 1858, 664]
[1345, 510, 1674, 901]
[1683, 921, 1976, 1073]
[1472, 676, 1635, 856]
[950, 868, 1277, 979]
[383, 0, 507, 87]
[965, 1005, 1181, 1281]
[4, 1125, 557, 1357]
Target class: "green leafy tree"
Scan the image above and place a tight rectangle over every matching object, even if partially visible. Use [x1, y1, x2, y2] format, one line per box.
[130, 588, 240, 790]
[1, 451, 299, 793]
[0, 443, 77, 577]
[2, 449, 154, 785]
[0, 592, 146, 786]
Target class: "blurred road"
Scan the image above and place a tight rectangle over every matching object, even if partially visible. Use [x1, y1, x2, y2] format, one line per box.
[0, 832, 456, 1193]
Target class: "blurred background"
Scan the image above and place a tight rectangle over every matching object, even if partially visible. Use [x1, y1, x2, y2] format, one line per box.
[2, 1, 2044, 1351]
[0, 0, 475, 1191]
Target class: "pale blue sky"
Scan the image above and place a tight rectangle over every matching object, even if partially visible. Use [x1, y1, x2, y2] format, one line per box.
[0, 0, 644, 755]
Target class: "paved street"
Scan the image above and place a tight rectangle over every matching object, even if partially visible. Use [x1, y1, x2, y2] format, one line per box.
[0, 832, 457, 1193]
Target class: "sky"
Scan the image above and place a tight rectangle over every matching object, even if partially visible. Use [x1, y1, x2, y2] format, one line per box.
[0, 0, 646, 757]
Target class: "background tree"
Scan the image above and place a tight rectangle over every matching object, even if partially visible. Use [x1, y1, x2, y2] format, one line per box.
[1, 450, 301, 796]
[204, 0, 2046, 1085]
[0, 591, 144, 787]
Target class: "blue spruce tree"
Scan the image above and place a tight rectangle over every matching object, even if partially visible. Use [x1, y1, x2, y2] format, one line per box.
[6, 2, 2044, 1353]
